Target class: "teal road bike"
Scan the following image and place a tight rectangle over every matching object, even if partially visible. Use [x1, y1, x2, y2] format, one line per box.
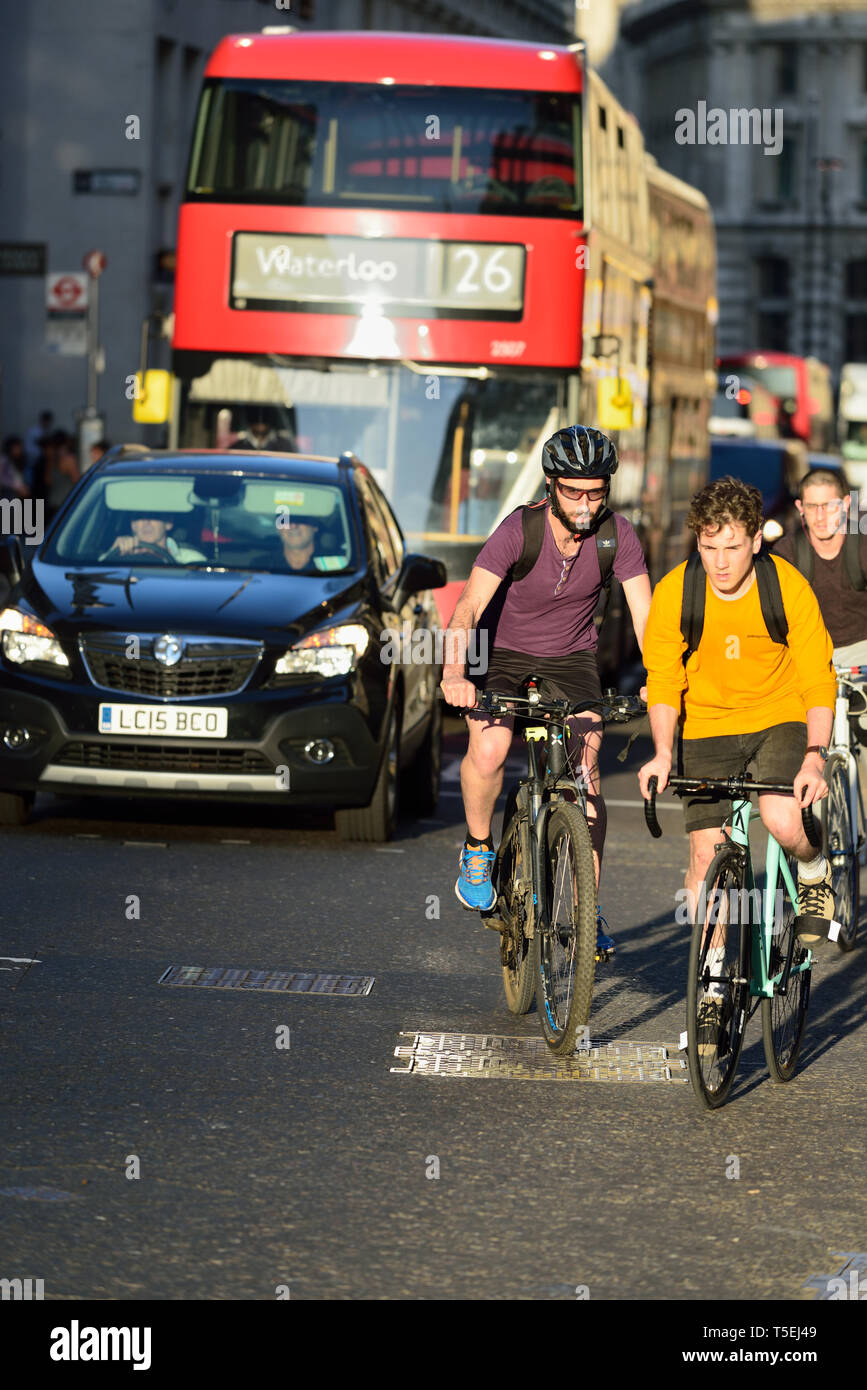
[645, 773, 821, 1109]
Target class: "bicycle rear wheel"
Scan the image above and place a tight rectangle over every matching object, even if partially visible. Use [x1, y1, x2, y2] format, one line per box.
[535, 800, 596, 1056]
[686, 847, 750, 1109]
[821, 757, 859, 951]
[761, 855, 811, 1081]
[496, 785, 535, 1015]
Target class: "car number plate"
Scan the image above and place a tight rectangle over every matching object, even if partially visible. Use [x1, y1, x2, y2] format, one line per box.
[98, 704, 228, 738]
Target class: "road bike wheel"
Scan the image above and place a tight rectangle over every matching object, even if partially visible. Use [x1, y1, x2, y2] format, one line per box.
[761, 855, 811, 1082]
[496, 785, 536, 1015]
[686, 847, 751, 1109]
[535, 800, 596, 1055]
[821, 757, 859, 951]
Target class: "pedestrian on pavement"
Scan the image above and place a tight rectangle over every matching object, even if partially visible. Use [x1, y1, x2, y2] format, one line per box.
[0, 436, 30, 499]
[89, 438, 111, 469]
[45, 432, 80, 519]
[24, 410, 54, 485]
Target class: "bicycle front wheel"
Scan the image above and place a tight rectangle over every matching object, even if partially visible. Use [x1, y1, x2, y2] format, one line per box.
[821, 757, 859, 951]
[686, 847, 751, 1109]
[496, 784, 536, 1015]
[761, 855, 811, 1082]
[535, 800, 596, 1056]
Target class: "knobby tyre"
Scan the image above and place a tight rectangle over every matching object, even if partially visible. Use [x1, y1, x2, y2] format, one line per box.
[686, 847, 751, 1109]
[535, 800, 596, 1055]
[761, 853, 811, 1081]
[496, 784, 536, 1014]
[821, 757, 859, 951]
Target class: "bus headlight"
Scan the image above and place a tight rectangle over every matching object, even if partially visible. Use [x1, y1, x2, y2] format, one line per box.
[0, 608, 70, 668]
[272, 623, 370, 680]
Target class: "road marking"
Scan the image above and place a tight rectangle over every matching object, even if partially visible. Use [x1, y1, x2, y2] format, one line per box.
[159, 965, 375, 995]
[220, 839, 250, 845]
[122, 841, 168, 848]
[0, 957, 42, 964]
[374, 847, 405, 853]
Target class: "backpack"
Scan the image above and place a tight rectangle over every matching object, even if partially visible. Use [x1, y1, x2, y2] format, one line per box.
[507, 499, 619, 589]
[680, 549, 788, 667]
[790, 526, 867, 591]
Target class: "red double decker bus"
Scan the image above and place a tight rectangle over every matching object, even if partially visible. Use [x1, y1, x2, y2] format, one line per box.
[157, 29, 714, 647]
[717, 352, 835, 453]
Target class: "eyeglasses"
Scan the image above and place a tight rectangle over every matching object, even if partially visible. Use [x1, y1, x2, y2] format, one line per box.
[557, 481, 608, 502]
[802, 501, 844, 513]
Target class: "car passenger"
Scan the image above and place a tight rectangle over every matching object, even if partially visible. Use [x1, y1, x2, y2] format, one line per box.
[277, 512, 321, 572]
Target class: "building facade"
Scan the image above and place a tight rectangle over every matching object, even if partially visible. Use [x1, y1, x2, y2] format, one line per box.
[615, 0, 867, 383]
[0, 0, 572, 449]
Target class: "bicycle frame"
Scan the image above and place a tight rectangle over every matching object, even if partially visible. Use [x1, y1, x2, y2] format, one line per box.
[512, 717, 590, 943]
[830, 668, 866, 863]
[717, 797, 811, 1002]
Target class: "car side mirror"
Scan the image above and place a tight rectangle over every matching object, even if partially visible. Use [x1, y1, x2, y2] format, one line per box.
[392, 552, 447, 608]
[0, 535, 24, 588]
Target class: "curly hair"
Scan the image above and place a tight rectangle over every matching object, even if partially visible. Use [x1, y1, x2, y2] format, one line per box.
[686, 475, 763, 538]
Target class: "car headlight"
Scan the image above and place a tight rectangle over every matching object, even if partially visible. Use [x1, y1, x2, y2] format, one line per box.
[272, 623, 370, 680]
[0, 608, 70, 668]
[762, 519, 784, 542]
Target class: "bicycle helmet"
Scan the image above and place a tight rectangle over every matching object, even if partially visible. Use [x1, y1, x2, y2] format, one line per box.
[542, 425, 619, 479]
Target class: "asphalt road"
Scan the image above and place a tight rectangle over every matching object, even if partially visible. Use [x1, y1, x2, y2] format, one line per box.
[1, 719, 865, 1301]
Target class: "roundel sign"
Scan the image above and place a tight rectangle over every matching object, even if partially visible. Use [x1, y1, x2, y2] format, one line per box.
[46, 273, 88, 311]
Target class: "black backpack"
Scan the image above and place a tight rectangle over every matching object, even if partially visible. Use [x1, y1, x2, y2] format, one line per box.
[790, 526, 867, 591]
[680, 549, 788, 666]
[507, 499, 618, 588]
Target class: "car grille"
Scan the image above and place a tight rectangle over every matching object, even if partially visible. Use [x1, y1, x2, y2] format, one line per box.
[56, 742, 273, 774]
[79, 633, 263, 698]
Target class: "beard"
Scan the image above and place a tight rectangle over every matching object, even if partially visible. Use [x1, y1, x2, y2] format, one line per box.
[547, 484, 598, 539]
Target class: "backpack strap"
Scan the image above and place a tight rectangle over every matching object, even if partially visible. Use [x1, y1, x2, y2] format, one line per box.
[843, 528, 867, 592]
[680, 551, 706, 667]
[509, 500, 548, 582]
[593, 508, 618, 591]
[754, 551, 788, 646]
[792, 527, 814, 582]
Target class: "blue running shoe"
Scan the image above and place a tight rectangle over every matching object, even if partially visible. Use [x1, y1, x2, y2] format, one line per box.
[596, 906, 615, 958]
[455, 842, 497, 912]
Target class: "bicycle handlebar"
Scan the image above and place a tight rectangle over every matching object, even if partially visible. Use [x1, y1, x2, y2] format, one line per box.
[472, 688, 646, 724]
[643, 774, 820, 848]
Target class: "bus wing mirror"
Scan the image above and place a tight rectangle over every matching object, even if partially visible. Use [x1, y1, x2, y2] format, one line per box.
[597, 377, 633, 431]
[132, 370, 173, 424]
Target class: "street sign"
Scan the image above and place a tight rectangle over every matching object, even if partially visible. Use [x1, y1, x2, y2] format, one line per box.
[73, 169, 140, 195]
[46, 273, 88, 311]
[0, 242, 46, 275]
[46, 273, 88, 355]
[83, 250, 107, 279]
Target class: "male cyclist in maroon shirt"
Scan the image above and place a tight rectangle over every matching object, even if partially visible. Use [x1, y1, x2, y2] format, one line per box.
[440, 425, 652, 954]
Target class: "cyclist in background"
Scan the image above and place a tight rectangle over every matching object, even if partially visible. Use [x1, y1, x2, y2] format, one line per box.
[440, 424, 652, 955]
[774, 467, 867, 809]
[638, 477, 835, 1050]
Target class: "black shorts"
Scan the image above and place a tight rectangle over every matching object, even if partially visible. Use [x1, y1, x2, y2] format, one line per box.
[679, 722, 807, 834]
[474, 647, 602, 712]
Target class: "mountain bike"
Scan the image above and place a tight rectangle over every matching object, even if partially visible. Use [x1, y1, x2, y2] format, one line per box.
[644, 773, 820, 1109]
[818, 663, 867, 951]
[476, 681, 643, 1056]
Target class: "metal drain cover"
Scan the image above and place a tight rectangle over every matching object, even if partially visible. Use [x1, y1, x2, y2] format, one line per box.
[159, 965, 374, 995]
[391, 1032, 688, 1081]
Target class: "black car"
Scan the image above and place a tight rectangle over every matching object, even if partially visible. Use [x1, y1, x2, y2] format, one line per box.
[0, 448, 446, 841]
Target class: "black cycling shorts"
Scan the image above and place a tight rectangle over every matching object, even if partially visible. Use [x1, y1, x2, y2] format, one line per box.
[473, 646, 602, 713]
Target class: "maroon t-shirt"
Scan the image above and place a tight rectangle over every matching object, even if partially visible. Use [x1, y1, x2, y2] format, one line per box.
[474, 504, 647, 656]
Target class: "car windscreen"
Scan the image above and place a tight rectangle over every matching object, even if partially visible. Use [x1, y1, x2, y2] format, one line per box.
[42, 472, 357, 573]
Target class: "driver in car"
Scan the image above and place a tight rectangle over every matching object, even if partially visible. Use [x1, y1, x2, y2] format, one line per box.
[277, 511, 321, 572]
[102, 514, 206, 563]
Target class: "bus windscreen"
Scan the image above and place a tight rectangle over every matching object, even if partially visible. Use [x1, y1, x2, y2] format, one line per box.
[186, 79, 582, 218]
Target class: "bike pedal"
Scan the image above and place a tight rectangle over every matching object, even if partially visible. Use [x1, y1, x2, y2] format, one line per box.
[595, 947, 614, 964]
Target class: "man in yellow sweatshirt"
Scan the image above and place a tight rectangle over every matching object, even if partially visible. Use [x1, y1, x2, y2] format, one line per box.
[638, 477, 836, 1023]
